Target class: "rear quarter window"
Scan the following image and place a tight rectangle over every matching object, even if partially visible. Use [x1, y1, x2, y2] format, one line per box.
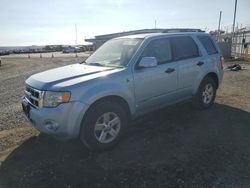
[197, 35, 218, 55]
[170, 36, 200, 61]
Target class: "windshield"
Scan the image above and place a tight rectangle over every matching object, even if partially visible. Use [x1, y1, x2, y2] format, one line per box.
[85, 38, 142, 67]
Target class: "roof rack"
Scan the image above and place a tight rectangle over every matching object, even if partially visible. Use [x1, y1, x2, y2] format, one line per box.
[162, 29, 205, 33]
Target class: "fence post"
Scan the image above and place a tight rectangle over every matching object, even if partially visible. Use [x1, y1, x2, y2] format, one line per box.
[244, 43, 249, 62]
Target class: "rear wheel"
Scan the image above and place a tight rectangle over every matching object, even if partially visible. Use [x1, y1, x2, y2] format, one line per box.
[80, 100, 128, 151]
[193, 77, 216, 109]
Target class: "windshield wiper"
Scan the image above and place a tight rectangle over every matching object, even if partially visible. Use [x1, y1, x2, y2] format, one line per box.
[82, 61, 124, 68]
[80, 60, 86, 64]
[88, 62, 106, 67]
[80, 61, 105, 66]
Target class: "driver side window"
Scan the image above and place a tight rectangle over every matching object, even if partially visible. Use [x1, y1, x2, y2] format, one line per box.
[142, 38, 172, 65]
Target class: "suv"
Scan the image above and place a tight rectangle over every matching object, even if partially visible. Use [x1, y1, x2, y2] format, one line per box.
[22, 32, 224, 150]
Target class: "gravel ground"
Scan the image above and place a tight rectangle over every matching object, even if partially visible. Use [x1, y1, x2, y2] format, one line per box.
[0, 55, 87, 154]
[0, 54, 87, 131]
[0, 57, 250, 188]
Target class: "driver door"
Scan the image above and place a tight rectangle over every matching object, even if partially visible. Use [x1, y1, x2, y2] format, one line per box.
[133, 38, 178, 112]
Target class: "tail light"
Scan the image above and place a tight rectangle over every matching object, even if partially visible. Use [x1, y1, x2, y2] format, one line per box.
[220, 56, 224, 69]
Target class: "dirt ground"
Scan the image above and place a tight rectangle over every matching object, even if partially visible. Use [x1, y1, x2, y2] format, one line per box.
[0, 56, 250, 188]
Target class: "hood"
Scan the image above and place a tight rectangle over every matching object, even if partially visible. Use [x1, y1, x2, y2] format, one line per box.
[26, 63, 119, 90]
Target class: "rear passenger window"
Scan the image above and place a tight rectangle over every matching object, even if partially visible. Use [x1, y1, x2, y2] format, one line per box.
[197, 36, 218, 55]
[170, 36, 200, 61]
[142, 38, 172, 64]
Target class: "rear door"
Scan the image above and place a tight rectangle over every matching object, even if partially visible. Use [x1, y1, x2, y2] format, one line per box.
[196, 35, 221, 65]
[133, 38, 178, 111]
[170, 36, 203, 98]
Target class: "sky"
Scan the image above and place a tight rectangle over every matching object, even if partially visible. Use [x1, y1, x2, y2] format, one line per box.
[0, 0, 249, 46]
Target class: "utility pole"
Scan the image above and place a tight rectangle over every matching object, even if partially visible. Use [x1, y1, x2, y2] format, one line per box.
[232, 0, 238, 35]
[75, 24, 78, 46]
[75, 24, 78, 58]
[231, 0, 238, 59]
[217, 11, 222, 41]
[155, 20, 157, 29]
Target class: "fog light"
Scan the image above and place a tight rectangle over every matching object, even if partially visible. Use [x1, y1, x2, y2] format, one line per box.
[44, 120, 59, 131]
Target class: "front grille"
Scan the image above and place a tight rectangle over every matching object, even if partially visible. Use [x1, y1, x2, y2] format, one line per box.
[25, 86, 43, 108]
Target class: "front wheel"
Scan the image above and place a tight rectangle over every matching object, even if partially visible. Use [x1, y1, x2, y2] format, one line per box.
[192, 77, 217, 109]
[80, 100, 128, 151]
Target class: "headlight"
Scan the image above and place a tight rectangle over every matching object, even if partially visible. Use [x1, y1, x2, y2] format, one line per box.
[43, 91, 71, 108]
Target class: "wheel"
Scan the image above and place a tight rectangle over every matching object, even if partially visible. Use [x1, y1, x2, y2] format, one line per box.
[80, 100, 128, 151]
[192, 77, 216, 109]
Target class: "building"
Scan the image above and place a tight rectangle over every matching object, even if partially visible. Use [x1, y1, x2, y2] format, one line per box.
[85, 28, 204, 49]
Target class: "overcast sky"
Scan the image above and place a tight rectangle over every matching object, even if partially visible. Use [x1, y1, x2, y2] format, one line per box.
[0, 0, 249, 46]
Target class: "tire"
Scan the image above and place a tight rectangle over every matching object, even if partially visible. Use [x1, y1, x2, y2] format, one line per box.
[80, 100, 128, 151]
[192, 77, 217, 109]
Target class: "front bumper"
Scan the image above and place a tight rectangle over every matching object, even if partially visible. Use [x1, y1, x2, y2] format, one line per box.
[21, 96, 89, 139]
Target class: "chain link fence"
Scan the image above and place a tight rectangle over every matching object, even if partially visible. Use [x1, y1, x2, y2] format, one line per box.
[212, 24, 250, 60]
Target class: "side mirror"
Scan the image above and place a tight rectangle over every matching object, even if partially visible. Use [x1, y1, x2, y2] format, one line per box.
[138, 57, 157, 68]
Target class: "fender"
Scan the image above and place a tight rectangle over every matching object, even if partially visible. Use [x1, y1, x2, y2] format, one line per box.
[192, 64, 220, 95]
[78, 82, 135, 115]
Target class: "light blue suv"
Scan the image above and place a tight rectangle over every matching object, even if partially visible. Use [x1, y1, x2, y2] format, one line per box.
[22, 32, 224, 150]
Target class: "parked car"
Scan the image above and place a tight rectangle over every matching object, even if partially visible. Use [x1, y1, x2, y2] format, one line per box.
[22, 32, 224, 150]
[62, 47, 77, 53]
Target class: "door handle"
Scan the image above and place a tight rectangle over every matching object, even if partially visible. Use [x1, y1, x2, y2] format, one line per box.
[165, 68, 175, 73]
[197, 61, 204, 66]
